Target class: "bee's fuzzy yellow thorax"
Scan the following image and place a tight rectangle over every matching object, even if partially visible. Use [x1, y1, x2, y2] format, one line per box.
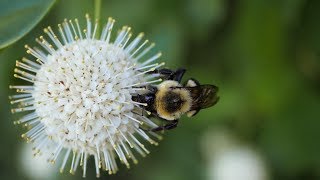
[155, 81, 192, 120]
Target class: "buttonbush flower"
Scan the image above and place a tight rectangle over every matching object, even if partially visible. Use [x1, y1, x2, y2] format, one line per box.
[10, 14, 164, 177]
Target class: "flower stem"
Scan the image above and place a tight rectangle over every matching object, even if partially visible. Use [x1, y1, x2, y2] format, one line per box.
[94, 0, 102, 37]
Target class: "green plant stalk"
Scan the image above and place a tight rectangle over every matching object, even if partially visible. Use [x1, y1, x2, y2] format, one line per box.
[94, 0, 101, 38]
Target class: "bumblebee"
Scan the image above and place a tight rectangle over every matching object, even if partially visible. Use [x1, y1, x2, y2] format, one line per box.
[132, 68, 219, 132]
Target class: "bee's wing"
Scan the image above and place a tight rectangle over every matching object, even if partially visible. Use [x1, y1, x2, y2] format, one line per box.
[186, 85, 219, 110]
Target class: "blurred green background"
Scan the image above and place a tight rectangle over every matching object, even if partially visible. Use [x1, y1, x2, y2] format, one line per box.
[1, 0, 320, 179]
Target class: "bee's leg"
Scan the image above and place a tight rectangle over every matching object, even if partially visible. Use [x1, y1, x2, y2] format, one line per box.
[146, 68, 172, 77]
[146, 68, 186, 83]
[167, 68, 185, 82]
[150, 120, 179, 132]
[146, 85, 157, 93]
[130, 84, 157, 93]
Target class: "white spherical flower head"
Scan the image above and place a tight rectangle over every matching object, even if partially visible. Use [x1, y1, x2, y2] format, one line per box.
[10, 14, 164, 177]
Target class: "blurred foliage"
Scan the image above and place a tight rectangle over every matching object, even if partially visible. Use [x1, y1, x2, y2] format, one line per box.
[0, 0, 56, 49]
[1, 0, 320, 179]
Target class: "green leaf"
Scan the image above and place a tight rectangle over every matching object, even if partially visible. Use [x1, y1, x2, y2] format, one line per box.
[0, 0, 56, 49]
